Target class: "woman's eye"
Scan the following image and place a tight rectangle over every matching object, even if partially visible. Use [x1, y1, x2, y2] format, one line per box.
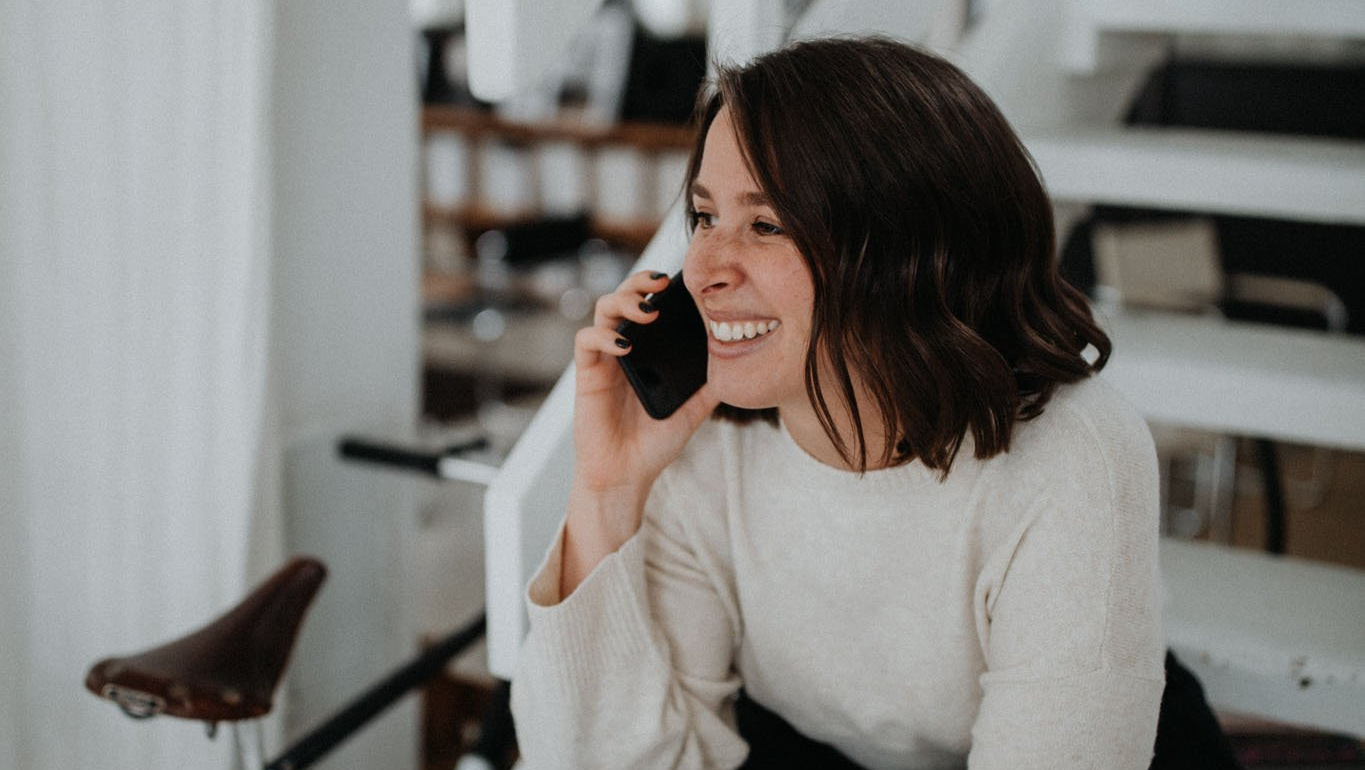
[752, 220, 785, 236]
[689, 211, 716, 230]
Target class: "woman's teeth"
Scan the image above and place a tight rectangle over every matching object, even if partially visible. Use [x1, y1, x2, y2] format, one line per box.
[709, 319, 780, 342]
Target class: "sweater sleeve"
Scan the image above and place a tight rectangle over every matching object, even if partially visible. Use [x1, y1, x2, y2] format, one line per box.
[510, 479, 749, 770]
[968, 403, 1166, 769]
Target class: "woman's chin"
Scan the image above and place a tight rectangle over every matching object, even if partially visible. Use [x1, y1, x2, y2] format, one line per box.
[704, 378, 778, 412]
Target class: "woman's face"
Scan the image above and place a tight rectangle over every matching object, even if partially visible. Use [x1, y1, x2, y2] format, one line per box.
[683, 107, 815, 414]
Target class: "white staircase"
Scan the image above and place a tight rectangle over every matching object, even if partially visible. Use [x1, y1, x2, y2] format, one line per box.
[950, 0, 1365, 446]
[954, 0, 1365, 224]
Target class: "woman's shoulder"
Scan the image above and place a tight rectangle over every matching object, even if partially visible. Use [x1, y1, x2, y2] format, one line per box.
[955, 376, 1161, 562]
[990, 374, 1156, 489]
[1033, 375, 1153, 456]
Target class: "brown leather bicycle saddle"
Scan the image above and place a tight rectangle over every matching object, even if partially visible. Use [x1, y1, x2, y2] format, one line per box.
[84, 556, 326, 722]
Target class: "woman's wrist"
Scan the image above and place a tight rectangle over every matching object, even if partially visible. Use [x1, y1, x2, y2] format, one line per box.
[559, 479, 652, 597]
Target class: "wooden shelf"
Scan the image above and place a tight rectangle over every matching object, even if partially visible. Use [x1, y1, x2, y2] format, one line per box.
[422, 104, 695, 151]
[423, 202, 671, 254]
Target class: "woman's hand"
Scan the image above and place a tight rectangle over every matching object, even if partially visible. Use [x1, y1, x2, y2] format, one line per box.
[561, 271, 718, 596]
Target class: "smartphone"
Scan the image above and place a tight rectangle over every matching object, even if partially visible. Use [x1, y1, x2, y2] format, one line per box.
[616, 272, 708, 419]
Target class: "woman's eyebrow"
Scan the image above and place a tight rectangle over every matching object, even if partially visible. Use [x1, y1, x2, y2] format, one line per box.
[740, 191, 772, 208]
[689, 182, 772, 208]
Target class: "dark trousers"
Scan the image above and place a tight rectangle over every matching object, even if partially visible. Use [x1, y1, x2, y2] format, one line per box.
[737, 651, 1242, 770]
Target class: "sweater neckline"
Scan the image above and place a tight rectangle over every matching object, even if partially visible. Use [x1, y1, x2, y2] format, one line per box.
[772, 415, 938, 491]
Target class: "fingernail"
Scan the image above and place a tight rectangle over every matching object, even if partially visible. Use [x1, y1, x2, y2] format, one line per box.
[614, 337, 631, 349]
[639, 301, 656, 313]
[649, 271, 667, 280]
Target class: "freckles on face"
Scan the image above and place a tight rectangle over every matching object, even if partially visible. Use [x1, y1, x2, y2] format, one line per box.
[683, 107, 815, 413]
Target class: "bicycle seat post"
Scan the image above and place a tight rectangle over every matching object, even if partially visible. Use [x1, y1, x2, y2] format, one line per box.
[231, 719, 266, 770]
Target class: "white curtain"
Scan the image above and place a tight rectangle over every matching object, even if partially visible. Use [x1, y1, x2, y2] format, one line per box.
[0, 1, 276, 767]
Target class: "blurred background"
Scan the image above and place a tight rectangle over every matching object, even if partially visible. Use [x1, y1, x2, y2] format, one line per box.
[1, 0, 1362, 768]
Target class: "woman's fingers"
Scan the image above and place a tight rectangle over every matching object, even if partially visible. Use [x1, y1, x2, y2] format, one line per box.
[574, 325, 633, 367]
[593, 271, 670, 329]
[624, 269, 672, 296]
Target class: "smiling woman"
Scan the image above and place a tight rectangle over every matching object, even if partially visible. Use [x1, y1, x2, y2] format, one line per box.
[507, 36, 1212, 770]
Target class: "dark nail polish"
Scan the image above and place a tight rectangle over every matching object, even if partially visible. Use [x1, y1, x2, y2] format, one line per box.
[649, 271, 667, 280]
[614, 337, 631, 349]
[639, 301, 656, 313]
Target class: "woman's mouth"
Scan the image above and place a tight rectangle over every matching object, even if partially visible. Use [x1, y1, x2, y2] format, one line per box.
[708, 319, 780, 342]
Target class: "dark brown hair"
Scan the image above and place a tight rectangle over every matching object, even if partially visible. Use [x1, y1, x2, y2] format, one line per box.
[684, 36, 1111, 474]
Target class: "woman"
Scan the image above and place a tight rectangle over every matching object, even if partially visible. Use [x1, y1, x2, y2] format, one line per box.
[511, 37, 1167, 769]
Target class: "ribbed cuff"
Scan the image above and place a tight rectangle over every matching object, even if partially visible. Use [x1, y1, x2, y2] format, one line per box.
[524, 530, 662, 704]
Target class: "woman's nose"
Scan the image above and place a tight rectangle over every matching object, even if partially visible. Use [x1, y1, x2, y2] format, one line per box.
[683, 231, 741, 296]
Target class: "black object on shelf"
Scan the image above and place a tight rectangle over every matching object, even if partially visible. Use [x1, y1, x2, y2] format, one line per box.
[487, 213, 594, 268]
[620, 27, 707, 125]
[421, 26, 463, 105]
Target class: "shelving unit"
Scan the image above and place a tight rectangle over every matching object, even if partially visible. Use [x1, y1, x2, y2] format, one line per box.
[420, 104, 695, 261]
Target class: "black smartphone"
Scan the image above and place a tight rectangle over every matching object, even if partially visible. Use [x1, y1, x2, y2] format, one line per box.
[616, 272, 708, 419]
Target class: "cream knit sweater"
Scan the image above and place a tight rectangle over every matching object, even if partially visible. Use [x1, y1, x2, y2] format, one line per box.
[512, 376, 1165, 769]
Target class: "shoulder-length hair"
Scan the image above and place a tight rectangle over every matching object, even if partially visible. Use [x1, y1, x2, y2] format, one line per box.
[684, 36, 1111, 474]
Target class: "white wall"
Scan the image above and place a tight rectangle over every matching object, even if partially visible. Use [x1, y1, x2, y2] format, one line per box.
[270, 1, 423, 767]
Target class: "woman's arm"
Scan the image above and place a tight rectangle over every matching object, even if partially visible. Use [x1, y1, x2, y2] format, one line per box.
[511, 271, 743, 769]
[969, 399, 1166, 769]
[512, 476, 748, 769]
[559, 271, 719, 596]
